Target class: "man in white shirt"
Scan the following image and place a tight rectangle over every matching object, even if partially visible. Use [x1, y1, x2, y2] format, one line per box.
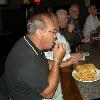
[45, 32, 71, 61]
[44, 13, 70, 100]
[83, 4, 100, 38]
[44, 31, 72, 100]
[44, 13, 82, 100]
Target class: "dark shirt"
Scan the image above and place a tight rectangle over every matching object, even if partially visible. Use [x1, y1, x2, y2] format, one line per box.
[59, 28, 76, 53]
[67, 16, 84, 47]
[68, 16, 82, 35]
[68, 16, 83, 39]
[5, 36, 49, 100]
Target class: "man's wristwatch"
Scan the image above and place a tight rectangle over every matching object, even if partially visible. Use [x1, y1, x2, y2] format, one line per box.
[53, 60, 61, 66]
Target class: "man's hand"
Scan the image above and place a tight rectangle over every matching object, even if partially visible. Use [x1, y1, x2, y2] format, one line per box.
[60, 58, 77, 68]
[82, 37, 90, 43]
[67, 23, 75, 33]
[70, 53, 83, 64]
[53, 43, 66, 64]
[60, 53, 83, 68]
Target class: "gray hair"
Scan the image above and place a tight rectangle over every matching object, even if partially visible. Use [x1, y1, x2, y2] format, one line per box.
[56, 9, 67, 17]
[27, 14, 46, 34]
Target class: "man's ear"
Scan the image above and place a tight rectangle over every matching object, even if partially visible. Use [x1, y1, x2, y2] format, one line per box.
[35, 29, 42, 40]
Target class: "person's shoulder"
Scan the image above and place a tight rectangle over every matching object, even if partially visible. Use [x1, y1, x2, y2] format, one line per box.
[13, 36, 25, 46]
[85, 15, 92, 24]
[68, 16, 72, 19]
[95, 16, 99, 20]
[57, 32, 66, 41]
[68, 16, 73, 22]
[87, 14, 93, 20]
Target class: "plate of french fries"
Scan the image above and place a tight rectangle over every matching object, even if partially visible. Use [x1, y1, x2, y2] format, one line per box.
[72, 64, 100, 82]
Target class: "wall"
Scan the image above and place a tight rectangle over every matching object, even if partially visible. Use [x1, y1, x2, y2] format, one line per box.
[0, 11, 3, 31]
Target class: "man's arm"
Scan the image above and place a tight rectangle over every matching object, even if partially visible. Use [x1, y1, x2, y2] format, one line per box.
[40, 43, 66, 99]
[47, 60, 54, 70]
[40, 62, 60, 98]
[60, 53, 83, 68]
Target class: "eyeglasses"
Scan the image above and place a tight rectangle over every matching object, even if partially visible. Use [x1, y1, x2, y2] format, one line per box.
[41, 28, 58, 34]
[48, 30, 58, 34]
[72, 10, 80, 13]
[71, 9, 80, 13]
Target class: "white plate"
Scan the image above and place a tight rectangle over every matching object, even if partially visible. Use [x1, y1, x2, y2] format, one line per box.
[72, 69, 100, 82]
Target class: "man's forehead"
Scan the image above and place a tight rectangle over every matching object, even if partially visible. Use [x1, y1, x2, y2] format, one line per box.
[71, 5, 79, 10]
[72, 7, 79, 11]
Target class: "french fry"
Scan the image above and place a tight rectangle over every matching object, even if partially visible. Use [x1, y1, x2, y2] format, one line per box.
[75, 64, 96, 81]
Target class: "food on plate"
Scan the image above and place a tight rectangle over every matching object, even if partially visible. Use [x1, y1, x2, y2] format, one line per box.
[75, 64, 96, 81]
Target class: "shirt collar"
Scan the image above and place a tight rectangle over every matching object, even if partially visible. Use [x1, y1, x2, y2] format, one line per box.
[68, 16, 78, 21]
[25, 35, 44, 55]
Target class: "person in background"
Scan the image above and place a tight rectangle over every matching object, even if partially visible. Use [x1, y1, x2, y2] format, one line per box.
[56, 9, 77, 52]
[68, 4, 80, 31]
[68, 4, 83, 46]
[83, 4, 100, 38]
[68, 4, 90, 51]
[47, 6, 54, 14]
[44, 12, 83, 100]
[44, 13, 71, 62]
[5, 13, 66, 100]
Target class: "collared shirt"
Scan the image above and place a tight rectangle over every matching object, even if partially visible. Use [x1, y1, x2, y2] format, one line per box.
[44, 32, 69, 100]
[5, 36, 49, 100]
[44, 32, 71, 61]
[83, 14, 100, 37]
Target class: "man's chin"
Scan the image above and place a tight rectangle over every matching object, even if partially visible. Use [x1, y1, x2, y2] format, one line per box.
[44, 44, 53, 51]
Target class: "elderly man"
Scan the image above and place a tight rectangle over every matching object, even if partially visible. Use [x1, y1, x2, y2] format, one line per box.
[56, 8, 83, 62]
[83, 4, 100, 38]
[5, 13, 66, 100]
[56, 9, 77, 52]
[68, 4, 90, 50]
[44, 13, 71, 62]
[68, 4, 84, 50]
[68, 4, 83, 36]
[44, 13, 83, 100]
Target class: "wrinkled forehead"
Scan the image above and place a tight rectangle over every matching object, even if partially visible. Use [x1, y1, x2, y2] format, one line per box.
[71, 6, 79, 11]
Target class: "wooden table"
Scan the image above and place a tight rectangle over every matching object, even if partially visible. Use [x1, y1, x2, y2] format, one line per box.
[60, 41, 100, 100]
[60, 66, 83, 100]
